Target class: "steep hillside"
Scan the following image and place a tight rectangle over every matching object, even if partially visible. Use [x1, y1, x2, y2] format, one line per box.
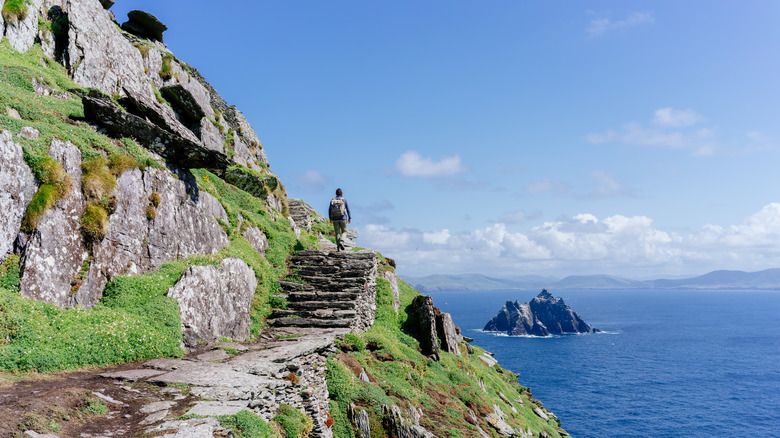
[0, 1, 568, 437]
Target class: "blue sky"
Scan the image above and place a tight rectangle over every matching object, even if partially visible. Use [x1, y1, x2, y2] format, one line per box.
[112, 1, 780, 279]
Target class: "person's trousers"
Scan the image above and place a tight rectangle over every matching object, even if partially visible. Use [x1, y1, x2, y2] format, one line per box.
[333, 220, 347, 247]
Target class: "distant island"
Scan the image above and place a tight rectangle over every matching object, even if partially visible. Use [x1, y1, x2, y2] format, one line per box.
[483, 289, 596, 337]
[404, 268, 780, 292]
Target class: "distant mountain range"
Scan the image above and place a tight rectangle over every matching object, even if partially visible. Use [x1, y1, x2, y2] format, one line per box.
[403, 269, 780, 292]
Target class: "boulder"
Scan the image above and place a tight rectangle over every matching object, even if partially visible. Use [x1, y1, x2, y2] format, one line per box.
[483, 289, 593, 336]
[98, 0, 115, 10]
[167, 258, 257, 347]
[19, 139, 88, 307]
[4, 0, 43, 53]
[121, 10, 168, 43]
[242, 226, 268, 256]
[407, 295, 440, 360]
[435, 309, 462, 356]
[160, 84, 206, 121]
[74, 166, 229, 308]
[0, 131, 37, 260]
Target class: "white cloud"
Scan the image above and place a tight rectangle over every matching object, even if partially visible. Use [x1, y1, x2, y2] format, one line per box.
[587, 108, 717, 155]
[396, 151, 467, 177]
[358, 203, 780, 279]
[587, 11, 654, 37]
[653, 108, 703, 127]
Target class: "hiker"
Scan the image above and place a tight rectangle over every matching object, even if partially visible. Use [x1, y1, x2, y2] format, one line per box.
[329, 188, 351, 251]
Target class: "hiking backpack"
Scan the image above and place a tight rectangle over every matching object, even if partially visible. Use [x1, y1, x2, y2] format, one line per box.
[329, 197, 347, 220]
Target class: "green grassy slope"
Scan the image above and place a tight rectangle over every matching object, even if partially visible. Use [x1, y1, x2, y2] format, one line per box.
[0, 40, 567, 437]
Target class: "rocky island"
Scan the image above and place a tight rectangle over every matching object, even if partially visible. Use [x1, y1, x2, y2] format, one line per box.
[484, 289, 597, 336]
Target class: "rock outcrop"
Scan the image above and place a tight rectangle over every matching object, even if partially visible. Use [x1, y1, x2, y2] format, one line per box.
[0, 131, 37, 261]
[483, 289, 594, 336]
[121, 10, 168, 43]
[167, 258, 257, 347]
[18, 139, 89, 307]
[406, 294, 462, 360]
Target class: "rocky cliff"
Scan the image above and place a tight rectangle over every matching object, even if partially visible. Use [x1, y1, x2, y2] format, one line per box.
[484, 289, 595, 337]
[0, 2, 570, 437]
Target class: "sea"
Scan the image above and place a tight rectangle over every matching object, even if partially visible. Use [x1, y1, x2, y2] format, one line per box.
[428, 289, 780, 438]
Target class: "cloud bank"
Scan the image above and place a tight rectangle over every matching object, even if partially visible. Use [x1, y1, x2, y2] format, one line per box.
[358, 203, 780, 279]
[587, 11, 655, 37]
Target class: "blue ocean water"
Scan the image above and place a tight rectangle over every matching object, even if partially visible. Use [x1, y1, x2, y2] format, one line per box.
[429, 289, 780, 438]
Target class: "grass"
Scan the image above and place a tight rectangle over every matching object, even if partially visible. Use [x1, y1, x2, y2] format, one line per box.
[325, 266, 566, 437]
[273, 404, 313, 438]
[1, 0, 29, 24]
[159, 53, 175, 80]
[218, 410, 276, 438]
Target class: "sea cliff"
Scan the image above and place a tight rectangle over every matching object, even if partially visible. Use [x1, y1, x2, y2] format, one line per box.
[0, 2, 568, 436]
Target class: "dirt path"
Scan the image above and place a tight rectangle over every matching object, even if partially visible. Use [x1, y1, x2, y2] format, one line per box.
[0, 327, 326, 438]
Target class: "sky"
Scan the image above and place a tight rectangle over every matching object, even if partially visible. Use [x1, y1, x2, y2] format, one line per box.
[111, 1, 780, 280]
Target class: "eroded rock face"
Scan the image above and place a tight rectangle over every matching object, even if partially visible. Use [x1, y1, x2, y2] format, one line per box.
[242, 227, 268, 256]
[167, 258, 257, 347]
[407, 295, 440, 360]
[5, 0, 43, 53]
[0, 131, 37, 260]
[483, 289, 593, 336]
[19, 139, 88, 307]
[73, 166, 229, 308]
[435, 310, 462, 356]
[380, 270, 401, 313]
[82, 94, 230, 171]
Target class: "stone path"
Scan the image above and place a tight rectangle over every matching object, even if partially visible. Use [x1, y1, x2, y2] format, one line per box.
[268, 249, 378, 333]
[97, 326, 345, 438]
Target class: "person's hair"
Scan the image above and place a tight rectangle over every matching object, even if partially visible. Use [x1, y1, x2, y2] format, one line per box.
[336, 188, 343, 196]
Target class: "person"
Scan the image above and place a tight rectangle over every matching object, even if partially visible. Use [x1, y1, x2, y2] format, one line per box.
[328, 188, 351, 251]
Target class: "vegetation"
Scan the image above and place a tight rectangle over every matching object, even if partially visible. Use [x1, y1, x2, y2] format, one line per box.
[159, 53, 175, 80]
[273, 404, 313, 438]
[218, 410, 276, 438]
[325, 271, 566, 437]
[2, 0, 30, 24]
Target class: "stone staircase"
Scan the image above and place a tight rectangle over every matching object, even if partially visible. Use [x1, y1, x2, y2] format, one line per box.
[269, 250, 378, 332]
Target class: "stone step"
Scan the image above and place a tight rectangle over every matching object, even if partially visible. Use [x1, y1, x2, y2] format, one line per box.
[291, 266, 369, 278]
[297, 276, 367, 289]
[270, 309, 356, 320]
[278, 281, 314, 292]
[269, 317, 352, 328]
[288, 300, 357, 310]
[286, 291, 360, 302]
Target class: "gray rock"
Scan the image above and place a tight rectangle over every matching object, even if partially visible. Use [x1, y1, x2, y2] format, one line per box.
[81, 94, 229, 171]
[17, 127, 39, 139]
[382, 404, 436, 438]
[185, 401, 248, 417]
[121, 10, 168, 43]
[380, 271, 401, 313]
[160, 84, 206, 121]
[197, 349, 230, 362]
[98, 0, 114, 9]
[98, 369, 165, 382]
[167, 258, 257, 347]
[140, 410, 169, 425]
[74, 166, 229, 308]
[242, 226, 268, 256]
[0, 131, 37, 260]
[533, 407, 549, 422]
[198, 118, 225, 154]
[6, 107, 22, 119]
[407, 295, 440, 360]
[435, 309, 462, 356]
[484, 289, 593, 336]
[140, 401, 176, 414]
[349, 405, 371, 438]
[153, 418, 220, 438]
[23, 431, 60, 438]
[145, 359, 276, 390]
[19, 139, 88, 307]
[5, 0, 43, 53]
